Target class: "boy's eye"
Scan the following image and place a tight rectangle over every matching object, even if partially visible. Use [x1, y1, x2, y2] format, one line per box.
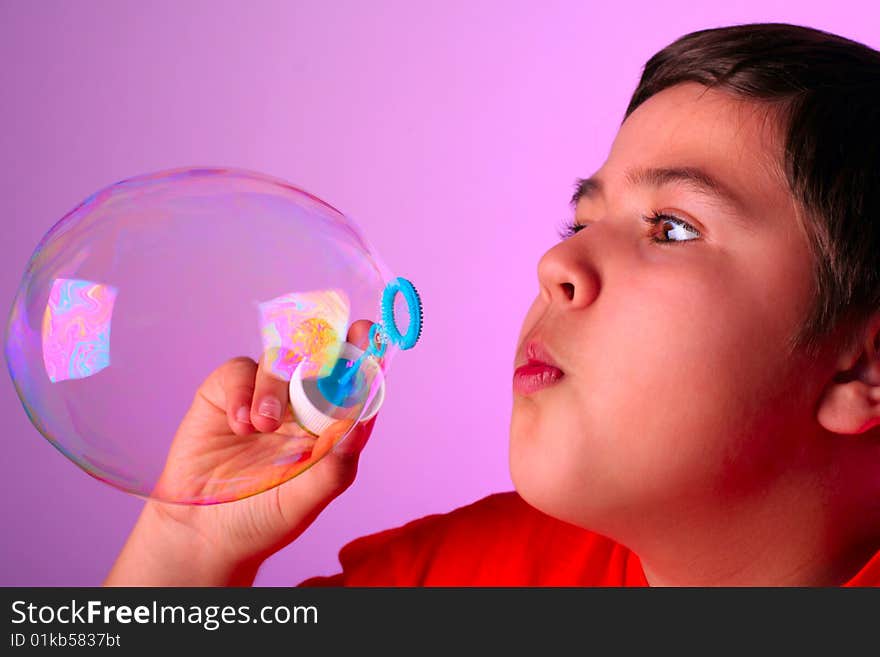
[557, 220, 587, 240]
[643, 211, 701, 244]
[557, 210, 702, 245]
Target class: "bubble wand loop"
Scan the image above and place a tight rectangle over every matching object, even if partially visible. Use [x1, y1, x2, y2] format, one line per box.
[319, 277, 423, 403]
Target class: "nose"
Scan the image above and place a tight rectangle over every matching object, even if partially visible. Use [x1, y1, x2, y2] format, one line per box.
[536, 238, 598, 310]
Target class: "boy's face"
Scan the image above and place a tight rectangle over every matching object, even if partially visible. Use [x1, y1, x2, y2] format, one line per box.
[509, 82, 827, 536]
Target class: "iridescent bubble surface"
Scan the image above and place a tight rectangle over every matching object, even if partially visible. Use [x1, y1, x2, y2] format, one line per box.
[5, 167, 401, 504]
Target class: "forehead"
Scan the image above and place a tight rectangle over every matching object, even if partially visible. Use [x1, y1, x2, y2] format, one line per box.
[592, 83, 789, 217]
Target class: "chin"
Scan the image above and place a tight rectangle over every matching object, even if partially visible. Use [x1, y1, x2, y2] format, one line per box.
[510, 462, 581, 529]
[509, 426, 623, 535]
[508, 420, 566, 521]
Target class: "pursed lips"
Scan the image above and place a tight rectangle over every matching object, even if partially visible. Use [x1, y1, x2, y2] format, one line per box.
[515, 339, 562, 372]
[513, 339, 565, 395]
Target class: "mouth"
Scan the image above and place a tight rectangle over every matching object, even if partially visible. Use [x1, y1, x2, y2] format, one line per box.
[513, 340, 565, 395]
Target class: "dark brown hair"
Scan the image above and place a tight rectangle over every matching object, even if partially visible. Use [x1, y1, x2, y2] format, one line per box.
[624, 23, 880, 359]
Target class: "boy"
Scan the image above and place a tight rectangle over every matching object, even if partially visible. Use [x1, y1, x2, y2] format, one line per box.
[106, 22, 880, 586]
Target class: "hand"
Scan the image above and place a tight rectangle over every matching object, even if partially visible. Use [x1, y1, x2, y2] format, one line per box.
[105, 320, 380, 586]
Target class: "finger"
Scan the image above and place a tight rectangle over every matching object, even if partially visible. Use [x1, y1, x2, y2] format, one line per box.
[251, 349, 293, 433]
[347, 319, 386, 370]
[331, 413, 377, 458]
[344, 319, 385, 424]
[219, 356, 259, 436]
[347, 319, 374, 350]
[314, 413, 379, 496]
[277, 413, 378, 520]
[272, 333, 382, 530]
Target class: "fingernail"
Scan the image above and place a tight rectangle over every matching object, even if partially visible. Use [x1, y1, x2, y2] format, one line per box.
[236, 405, 251, 424]
[258, 397, 282, 420]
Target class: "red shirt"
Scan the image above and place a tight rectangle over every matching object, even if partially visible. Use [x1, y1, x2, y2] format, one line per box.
[298, 491, 880, 587]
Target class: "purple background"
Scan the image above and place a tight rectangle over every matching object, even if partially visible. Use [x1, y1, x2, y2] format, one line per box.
[1, 1, 876, 586]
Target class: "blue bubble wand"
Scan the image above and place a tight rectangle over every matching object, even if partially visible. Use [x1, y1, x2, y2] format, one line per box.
[316, 277, 423, 406]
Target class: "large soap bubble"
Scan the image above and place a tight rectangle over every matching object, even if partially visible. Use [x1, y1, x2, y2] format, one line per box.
[5, 167, 422, 504]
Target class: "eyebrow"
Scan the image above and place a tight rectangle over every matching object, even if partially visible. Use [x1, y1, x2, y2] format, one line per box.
[570, 165, 747, 213]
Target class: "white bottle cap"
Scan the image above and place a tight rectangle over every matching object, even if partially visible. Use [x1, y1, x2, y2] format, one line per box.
[289, 341, 386, 437]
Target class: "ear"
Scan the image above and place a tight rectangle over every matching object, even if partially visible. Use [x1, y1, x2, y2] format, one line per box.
[817, 314, 880, 435]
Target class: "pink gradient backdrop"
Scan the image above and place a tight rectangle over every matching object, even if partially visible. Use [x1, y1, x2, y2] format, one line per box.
[1, 1, 876, 586]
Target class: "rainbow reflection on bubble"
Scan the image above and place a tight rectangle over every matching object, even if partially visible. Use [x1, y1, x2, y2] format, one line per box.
[257, 288, 349, 380]
[42, 278, 118, 383]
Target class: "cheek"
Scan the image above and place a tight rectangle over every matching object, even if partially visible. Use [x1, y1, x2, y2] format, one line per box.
[510, 270, 801, 524]
[604, 278, 796, 486]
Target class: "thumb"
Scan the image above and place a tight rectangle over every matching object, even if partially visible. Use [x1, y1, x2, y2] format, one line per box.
[299, 414, 377, 504]
[273, 414, 378, 525]
[331, 414, 377, 459]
